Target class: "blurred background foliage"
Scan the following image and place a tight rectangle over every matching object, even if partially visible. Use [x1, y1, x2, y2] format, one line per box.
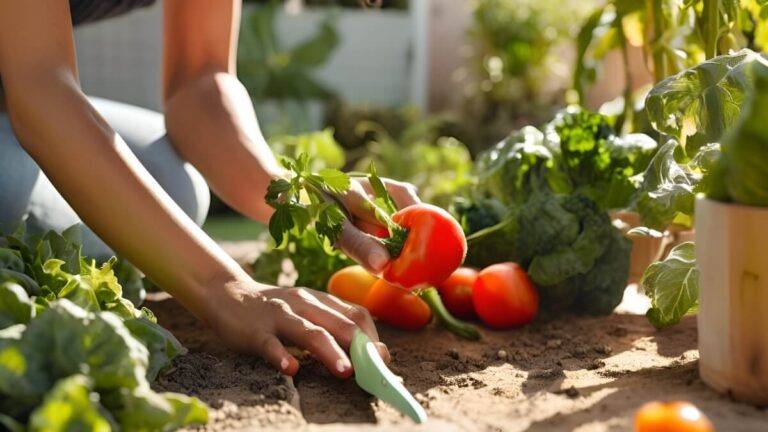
[213, 0, 731, 230]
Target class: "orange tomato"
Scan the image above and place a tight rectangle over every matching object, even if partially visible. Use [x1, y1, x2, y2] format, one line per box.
[635, 401, 714, 432]
[327, 265, 377, 306]
[365, 279, 432, 330]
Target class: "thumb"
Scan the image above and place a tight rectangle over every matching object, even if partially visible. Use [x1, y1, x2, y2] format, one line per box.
[336, 219, 390, 273]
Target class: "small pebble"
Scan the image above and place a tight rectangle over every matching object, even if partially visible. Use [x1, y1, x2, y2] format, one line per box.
[447, 348, 460, 360]
[565, 386, 580, 398]
[497, 349, 508, 360]
[546, 339, 563, 349]
[587, 359, 606, 370]
[594, 344, 613, 355]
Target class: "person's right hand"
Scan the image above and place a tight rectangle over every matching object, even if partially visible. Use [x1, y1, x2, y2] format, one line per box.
[202, 275, 390, 378]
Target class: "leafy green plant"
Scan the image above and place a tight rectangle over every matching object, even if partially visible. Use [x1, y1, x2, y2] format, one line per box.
[473, 107, 657, 211]
[635, 53, 768, 329]
[0, 225, 207, 430]
[574, 0, 768, 133]
[465, 193, 631, 316]
[642, 242, 699, 328]
[353, 119, 474, 209]
[458, 0, 594, 152]
[238, 1, 339, 135]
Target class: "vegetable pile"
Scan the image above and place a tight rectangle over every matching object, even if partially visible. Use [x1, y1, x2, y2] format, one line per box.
[0, 225, 207, 431]
[457, 108, 644, 316]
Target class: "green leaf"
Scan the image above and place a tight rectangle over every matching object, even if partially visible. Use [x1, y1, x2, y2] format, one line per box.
[0, 248, 24, 273]
[315, 205, 346, 245]
[0, 282, 35, 328]
[265, 178, 292, 204]
[28, 375, 111, 432]
[642, 242, 699, 329]
[317, 169, 351, 195]
[111, 386, 208, 432]
[710, 56, 768, 206]
[635, 140, 699, 230]
[124, 318, 185, 382]
[367, 162, 398, 215]
[646, 49, 765, 153]
[268, 204, 295, 248]
[626, 226, 665, 238]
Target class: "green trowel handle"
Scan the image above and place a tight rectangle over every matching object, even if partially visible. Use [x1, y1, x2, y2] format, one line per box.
[350, 329, 428, 424]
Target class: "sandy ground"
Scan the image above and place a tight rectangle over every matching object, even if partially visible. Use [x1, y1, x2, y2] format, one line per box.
[149, 242, 768, 432]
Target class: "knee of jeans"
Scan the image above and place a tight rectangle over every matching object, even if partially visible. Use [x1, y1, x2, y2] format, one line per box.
[178, 164, 211, 226]
[130, 136, 210, 226]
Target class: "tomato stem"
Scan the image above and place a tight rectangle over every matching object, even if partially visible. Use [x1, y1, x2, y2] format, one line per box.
[418, 287, 480, 341]
[380, 226, 409, 258]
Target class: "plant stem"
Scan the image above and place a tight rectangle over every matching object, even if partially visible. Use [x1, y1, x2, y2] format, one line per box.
[618, 23, 635, 134]
[418, 287, 480, 341]
[704, 0, 719, 59]
[648, 0, 666, 83]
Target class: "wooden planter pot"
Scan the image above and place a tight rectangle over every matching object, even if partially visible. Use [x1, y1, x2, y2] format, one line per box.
[696, 197, 768, 405]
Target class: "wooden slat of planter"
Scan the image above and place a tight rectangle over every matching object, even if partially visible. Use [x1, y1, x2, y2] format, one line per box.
[697, 197, 768, 405]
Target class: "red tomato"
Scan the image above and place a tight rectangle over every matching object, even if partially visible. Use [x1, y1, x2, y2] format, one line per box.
[382, 204, 467, 290]
[327, 265, 377, 306]
[438, 267, 478, 319]
[365, 279, 432, 330]
[472, 262, 538, 328]
[635, 401, 714, 432]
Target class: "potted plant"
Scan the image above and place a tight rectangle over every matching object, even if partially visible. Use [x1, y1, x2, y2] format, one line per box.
[695, 56, 768, 405]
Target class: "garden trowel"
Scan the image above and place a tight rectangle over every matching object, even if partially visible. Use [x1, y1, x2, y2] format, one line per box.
[349, 328, 428, 424]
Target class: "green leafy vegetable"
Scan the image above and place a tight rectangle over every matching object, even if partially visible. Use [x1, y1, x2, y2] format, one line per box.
[27, 375, 111, 432]
[466, 193, 631, 315]
[642, 242, 699, 329]
[473, 107, 657, 211]
[0, 226, 206, 429]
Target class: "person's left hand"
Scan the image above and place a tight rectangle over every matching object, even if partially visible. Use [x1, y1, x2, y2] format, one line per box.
[335, 178, 420, 273]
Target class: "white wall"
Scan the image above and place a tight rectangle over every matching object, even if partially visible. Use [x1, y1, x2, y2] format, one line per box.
[73, 3, 416, 112]
[74, 2, 164, 111]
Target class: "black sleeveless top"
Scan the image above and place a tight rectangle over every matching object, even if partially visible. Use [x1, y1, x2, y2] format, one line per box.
[70, 0, 157, 26]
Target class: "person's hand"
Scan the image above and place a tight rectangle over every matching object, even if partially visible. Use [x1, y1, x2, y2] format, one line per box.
[203, 275, 390, 378]
[336, 178, 420, 273]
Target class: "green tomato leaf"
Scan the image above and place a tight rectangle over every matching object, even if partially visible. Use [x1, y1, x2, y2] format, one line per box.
[315, 205, 346, 246]
[317, 168, 351, 195]
[268, 204, 295, 248]
[642, 242, 699, 329]
[265, 178, 292, 204]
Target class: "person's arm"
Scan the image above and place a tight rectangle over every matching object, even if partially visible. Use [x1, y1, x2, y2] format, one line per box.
[0, 0, 387, 378]
[162, 0, 419, 273]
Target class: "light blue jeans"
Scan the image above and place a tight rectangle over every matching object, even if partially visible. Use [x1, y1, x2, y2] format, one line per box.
[0, 97, 210, 259]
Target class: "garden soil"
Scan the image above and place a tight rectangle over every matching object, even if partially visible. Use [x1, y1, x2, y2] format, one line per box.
[151, 242, 768, 432]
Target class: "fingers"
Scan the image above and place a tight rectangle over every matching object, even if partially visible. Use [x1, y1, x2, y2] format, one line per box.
[336, 219, 390, 273]
[356, 178, 421, 209]
[384, 179, 421, 209]
[276, 311, 353, 378]
[252, 333, 300, 376]
[343, 180, 382, 226]
[307, 291, 390, 362]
